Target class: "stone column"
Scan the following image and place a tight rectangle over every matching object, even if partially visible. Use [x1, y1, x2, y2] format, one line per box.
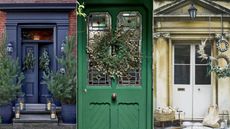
[154, 32, 170, 107]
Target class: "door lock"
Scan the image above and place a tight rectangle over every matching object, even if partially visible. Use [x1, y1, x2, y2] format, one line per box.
[83, 89, 87, 93]
[112, 93, 117, 101]
[198, 88, 200, 91]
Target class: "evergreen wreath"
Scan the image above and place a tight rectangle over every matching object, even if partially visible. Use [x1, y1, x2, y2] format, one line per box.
[23, 49, 35, 71]
[39, 49, 50, 73]
[87, 27, 141, 78]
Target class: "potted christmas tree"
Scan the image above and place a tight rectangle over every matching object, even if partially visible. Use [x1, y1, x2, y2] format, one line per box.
[44, 36, 76, 124]
[0, 35, 24, 124]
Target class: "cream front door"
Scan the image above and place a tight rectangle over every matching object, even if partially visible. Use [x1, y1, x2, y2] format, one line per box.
[173, 44, 212, 120]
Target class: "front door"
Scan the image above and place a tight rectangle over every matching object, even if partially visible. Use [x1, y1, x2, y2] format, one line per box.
[78, 6, 152, 129]
[173, 44, 212, 119]
[21, 27, 54, 103]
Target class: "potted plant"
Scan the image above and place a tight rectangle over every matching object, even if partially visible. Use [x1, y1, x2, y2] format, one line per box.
[0, 36, 24, 124]
[44, 36, 76, 124]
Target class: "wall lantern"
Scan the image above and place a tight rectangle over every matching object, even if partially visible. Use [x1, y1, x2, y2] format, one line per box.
[61, 40, 66, 53]
[188, 3, 197, 19]
[7, 41, 14, 54]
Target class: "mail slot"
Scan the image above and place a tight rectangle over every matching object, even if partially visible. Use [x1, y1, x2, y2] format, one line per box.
[178, 88, 185, 91]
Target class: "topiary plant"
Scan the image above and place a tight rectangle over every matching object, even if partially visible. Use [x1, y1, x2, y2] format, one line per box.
[43, 36, 76, 104]
[0, 35, 24, 106]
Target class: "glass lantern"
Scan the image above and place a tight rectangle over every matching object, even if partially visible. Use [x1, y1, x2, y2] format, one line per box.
[50, 104, 56, 119]
[46, 96, 53, 111]
[18, 95, 25, 110]
[15, 104, 20, 119]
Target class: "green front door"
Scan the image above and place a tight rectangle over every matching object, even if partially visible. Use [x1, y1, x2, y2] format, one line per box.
[78, 5, 152, 129]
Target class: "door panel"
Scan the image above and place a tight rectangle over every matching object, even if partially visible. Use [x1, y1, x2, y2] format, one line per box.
[81, 6, 147, 129]
[22, 44, 39, 103]
[193, 85, 212, 119]
[38, 44, 53, 103]
[173, 85, 193, 119]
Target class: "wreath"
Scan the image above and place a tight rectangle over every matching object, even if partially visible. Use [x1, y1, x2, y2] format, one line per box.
[87, 27, 140, 78]
[39, 49, 50, 73]
[23, 49, 35, 71]
[216, 35, 229, 52]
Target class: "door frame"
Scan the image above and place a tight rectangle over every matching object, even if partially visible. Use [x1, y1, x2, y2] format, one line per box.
[17, 24, 57, 103]
[77, 1, 153, 129]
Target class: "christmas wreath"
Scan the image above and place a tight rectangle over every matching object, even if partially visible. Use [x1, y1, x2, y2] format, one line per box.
[87, 27, 141, 78]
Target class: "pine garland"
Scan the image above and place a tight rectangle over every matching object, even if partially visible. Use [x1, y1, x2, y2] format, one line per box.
[39, 49, 50, 73]
[23, 49, 35, 71]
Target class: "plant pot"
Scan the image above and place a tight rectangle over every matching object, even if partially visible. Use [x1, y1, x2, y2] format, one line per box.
[0, 104, 13, 124]
[61, 104, 76, 124]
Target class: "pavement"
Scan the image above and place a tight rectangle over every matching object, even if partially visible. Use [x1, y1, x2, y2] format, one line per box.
[0, 124, 76, 129]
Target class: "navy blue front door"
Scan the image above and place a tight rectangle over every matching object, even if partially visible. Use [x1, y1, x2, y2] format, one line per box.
[22, 43, 53, 103]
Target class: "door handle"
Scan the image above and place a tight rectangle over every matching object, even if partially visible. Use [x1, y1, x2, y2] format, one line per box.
[112, 93, 117, 101]
[83, 89, 87, 93]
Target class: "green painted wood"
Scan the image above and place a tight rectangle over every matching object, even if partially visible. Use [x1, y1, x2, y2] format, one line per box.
[77, 1, 153, 129]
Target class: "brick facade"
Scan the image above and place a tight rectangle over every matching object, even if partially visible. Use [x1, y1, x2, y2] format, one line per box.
[0, 0, 75, 3]
[0, 11, 6, 39]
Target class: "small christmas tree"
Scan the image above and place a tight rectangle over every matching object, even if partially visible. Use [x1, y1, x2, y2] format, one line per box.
[0, 34, 24, 106]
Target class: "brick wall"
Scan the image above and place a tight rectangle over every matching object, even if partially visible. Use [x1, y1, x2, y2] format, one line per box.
[0, 0, 75, 3]
[0, 11, 6, 39]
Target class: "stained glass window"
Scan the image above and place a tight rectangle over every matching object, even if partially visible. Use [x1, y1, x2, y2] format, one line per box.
[87, 12, 111, 85]
[117, 12, 142, 86]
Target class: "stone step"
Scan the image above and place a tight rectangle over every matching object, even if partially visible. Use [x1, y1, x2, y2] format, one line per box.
[13, 114, 58, 125]
[13, 104, 61, 114]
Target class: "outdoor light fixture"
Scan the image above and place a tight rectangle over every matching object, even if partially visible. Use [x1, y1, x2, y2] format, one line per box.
[60, 67, 66, 74]
[188, 3, 197, 19]
[18, 95, 25, 110]
[7, 41, 13, 54]
[61, 40, 66, 53]
[50, 104, 56, 119]
[15, 104, 20, 119]
[46, 96, 53, 111]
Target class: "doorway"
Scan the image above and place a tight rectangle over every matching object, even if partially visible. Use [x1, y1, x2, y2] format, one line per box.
[78, 6, 152, 129]
[173, 43, 212, 120]
[19, 26, 54, 103]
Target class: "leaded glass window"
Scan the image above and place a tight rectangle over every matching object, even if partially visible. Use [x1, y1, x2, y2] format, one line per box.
[117, 11, 142, 86]
[87, 12, 111, 85]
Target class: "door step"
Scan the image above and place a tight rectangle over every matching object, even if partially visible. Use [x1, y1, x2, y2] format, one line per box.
[13, 104, 60, 125]
[13, 114, 58, 125]
[13, 104, 61, 114]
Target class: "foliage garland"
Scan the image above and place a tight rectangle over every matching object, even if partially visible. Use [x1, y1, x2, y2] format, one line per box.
[23, 49, 35, 71]
[39, 49, 50, 73]
[197, 39, 230, 78]
[87, 27, 141, 78]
